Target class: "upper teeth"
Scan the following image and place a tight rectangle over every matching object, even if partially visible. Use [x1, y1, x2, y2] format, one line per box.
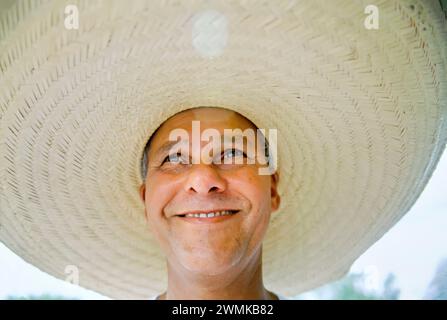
[184, 210, 236, 218]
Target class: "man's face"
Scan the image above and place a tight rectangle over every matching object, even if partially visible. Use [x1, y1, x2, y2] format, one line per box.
[139, 107, 280, 275]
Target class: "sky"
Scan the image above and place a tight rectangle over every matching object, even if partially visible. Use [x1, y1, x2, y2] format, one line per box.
[348, 147, 447, 299]
[0, 148, 446, 300]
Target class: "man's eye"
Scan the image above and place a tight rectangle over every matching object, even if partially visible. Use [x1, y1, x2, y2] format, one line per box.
[162, 153, 184, 164]
[222, 148, 246, 160]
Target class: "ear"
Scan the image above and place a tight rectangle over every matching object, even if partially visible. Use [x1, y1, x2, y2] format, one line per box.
[270, 171, 280, 212]
[139, 183, 146, 202]
[139, 183, 150, 221]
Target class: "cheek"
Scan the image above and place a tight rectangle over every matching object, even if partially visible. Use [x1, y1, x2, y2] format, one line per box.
[144, 173, 187, 255]
[232, 170, 272, 211]
[144, 174, 180, 232]
[228, 170, 272, 238]
[238, 178, 272, 253]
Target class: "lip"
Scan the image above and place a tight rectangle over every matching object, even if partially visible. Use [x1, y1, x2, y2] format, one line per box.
[174, 209, 241, 224]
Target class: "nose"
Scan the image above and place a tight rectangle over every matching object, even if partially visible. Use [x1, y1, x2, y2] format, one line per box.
[184, 164, 226, 194]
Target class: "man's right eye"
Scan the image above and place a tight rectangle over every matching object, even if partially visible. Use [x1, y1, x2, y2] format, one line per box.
[162, 153, 183, 164]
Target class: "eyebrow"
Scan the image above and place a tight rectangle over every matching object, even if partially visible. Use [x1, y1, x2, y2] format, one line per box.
[154, 140, 187, 157]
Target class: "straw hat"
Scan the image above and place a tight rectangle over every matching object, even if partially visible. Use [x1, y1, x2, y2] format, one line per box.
[0, 0, 446, 299]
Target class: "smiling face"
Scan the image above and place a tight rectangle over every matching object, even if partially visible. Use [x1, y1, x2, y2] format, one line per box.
[139, 107, 280, 276]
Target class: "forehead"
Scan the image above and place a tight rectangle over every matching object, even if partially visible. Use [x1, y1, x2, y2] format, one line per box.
[150, 107, 257, 147]
[162, 107, 254, 130]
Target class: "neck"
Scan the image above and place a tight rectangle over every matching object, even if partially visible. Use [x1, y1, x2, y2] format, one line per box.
[157, 248, 277, 300]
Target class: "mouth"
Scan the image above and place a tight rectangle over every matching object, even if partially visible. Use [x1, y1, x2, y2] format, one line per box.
[175, 209, 241, 223]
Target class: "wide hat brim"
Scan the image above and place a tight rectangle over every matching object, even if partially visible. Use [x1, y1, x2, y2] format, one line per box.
[0, 0, 446, 299]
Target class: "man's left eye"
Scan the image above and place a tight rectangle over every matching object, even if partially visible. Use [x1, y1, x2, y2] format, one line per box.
[222, 148, 246, 159]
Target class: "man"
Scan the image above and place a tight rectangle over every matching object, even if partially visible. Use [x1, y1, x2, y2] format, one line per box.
[139, 107, 282, 300]
[0, 0, 446, 300]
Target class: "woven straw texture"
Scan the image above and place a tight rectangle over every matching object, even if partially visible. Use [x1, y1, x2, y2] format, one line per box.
[0, 0, 446, 299]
